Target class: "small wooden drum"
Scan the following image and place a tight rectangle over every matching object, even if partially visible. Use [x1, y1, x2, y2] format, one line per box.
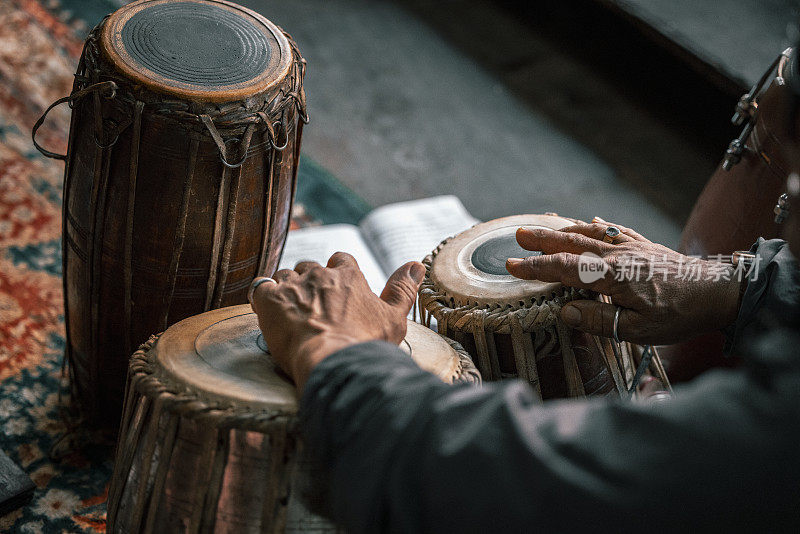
[419, 214, 670, 400]
[107, 305, 479, 533]
[32, 0, 309, 426]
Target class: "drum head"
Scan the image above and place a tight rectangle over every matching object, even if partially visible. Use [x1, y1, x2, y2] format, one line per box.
[429, 214, 575, 307]
[100, 0, 292, 102]
[401, 321, 461, 383]
[151, 305, 462, 412]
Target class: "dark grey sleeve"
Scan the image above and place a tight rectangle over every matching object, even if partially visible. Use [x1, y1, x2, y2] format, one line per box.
[299, 340, 800, 533]
[724, 238, 800, 354]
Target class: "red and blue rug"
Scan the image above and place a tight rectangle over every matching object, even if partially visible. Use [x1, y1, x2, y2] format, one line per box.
[0, 1, 366, 531]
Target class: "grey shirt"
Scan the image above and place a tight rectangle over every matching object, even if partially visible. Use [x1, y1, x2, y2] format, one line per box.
[300, 239, 800, 533]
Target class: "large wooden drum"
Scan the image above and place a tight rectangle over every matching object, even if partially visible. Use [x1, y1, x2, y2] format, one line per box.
[33, 0, 308, 426]
[107, 305, 479, 533]
[664, 48, 795, 381]
[419, 214, 670, 400]
[680, 47, 794, 258]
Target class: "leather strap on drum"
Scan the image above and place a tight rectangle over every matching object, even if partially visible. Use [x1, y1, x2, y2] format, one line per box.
[198, 119, 258, 310]
[509, 314, 541, 397]
[200, 114, 253, 169]
[440, 337, 482, 385]
[212, 123, 256, 308]
[627, 345, 654, 399]
[256, 111, 288, 151]
[471, 311, 501, 379]
[162, 139, 199, 329]
[556, 321, 586, 397]
[124, 101, 146, 350]
[31, 80, 117, 160]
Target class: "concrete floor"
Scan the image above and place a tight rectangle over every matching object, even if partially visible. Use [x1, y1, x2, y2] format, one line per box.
[242, 0, 683, 246]
[601, 0, 794, 88]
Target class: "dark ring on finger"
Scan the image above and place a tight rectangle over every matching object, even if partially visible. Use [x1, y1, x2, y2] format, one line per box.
[603, 226, 621, 244]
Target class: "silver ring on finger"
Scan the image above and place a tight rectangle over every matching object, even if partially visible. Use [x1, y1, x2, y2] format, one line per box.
[603, 226, 621, 244]
[248, 276, 277, 305]
[613, 305, 623, 344]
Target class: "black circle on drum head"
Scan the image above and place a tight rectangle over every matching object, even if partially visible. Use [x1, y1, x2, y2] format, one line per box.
[256, 333, 269, 354]
[120, 1, 271, 88]
[471, 235, 541, 276]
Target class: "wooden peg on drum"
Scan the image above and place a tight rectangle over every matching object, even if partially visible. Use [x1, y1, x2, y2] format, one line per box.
[32, 0, 309, 428]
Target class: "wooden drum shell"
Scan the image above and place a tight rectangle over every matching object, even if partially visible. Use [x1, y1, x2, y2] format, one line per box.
[60, 10, 306, 426]
[421, 293, 628, 400]
[446, 323, 621, 398]
[110, 365, 318, 533]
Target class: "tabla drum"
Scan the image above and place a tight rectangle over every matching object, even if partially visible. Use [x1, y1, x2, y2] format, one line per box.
[106, 305, 479, 533]
[664, 48, 797, 381]
[418, 214, 671, 400]
[32, 0, 309, 427]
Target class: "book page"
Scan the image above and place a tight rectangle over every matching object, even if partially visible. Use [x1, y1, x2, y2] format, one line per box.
[359, 196, 479, 275]
[278, 224, 388, 295]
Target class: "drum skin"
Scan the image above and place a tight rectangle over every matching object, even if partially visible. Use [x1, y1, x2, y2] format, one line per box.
[664, 64, 792, 381]
[107, 305, 478, 533]
[60, 1, 308, 427]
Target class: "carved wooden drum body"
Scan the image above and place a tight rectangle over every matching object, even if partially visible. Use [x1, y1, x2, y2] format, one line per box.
[107, 305, 479, 533]
[419, 214, 669, 400]
[33, 0, 309, 426]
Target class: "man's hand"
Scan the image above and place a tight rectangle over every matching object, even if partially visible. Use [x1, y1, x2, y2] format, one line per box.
[505, 219, 742, 345]
[250, 252, 426, 391]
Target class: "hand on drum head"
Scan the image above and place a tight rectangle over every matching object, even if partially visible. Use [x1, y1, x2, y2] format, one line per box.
[504, 219, 743, 346]
[250, 252, 427, 391]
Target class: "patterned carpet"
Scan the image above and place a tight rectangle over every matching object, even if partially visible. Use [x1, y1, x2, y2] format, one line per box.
[0, 1, 361, 531]
[0, 1, 112, 531]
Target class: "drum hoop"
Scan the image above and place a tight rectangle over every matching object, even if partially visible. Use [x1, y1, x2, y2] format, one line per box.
[426, 215, 576, 307]
[131, 312, 480, 425]
[419, 232, 588, 335]
[440, 336, 482, 385]
[419, 282, 584, 335]
[129, 335, 297, 434]
[76, 19, 308, 133]
[99, 0, 293, 103]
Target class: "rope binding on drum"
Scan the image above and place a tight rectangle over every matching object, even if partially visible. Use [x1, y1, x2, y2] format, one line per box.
[418, 237, 590, 335]
[127, 335, 297, 434]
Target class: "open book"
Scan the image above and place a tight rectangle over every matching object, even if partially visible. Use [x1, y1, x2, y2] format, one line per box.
[278, 196, 479, 294]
